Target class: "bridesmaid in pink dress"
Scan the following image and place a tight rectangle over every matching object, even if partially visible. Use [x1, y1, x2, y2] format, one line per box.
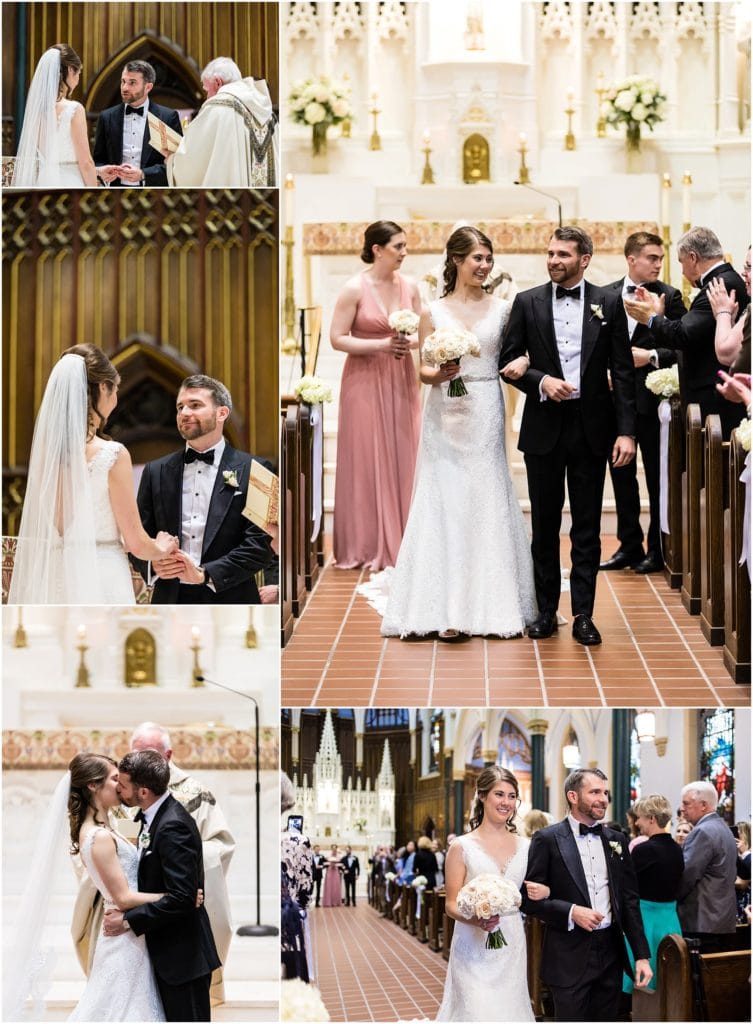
[322, 845, 343, 907]
[330, 220, 423, 570]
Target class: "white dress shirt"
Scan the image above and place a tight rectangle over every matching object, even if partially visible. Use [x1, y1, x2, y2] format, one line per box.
[122, 98, 149, 171]
[181, 438, 225, 578]
[551, 280, 583, 398]
[138, 790, 171, 860]
[567, 814, 613, 930]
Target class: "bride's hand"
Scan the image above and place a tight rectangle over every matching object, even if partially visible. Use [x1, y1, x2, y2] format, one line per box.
[524, 879, 550, 901]
[478, 914, 500, 932]
[500, 355, 530, 380]
[422, 360, 460, 386]
[155, 531, 179, 557]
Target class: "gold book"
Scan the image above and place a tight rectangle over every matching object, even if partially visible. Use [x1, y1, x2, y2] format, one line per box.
[147, 112, 182, 154]
[243, 460, 279, 534]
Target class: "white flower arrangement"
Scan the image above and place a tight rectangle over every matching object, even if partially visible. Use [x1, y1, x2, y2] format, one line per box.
[608, 840, 623, 859]
[411, 875, 428, 889]
[590, 304, 604, 321]
[388, 308, 420, 335]
[422, 327, 481, 397]
[294, 375, 333, 405]
[456, 872, 521, 949]
[288, 75, 352, 154]
[736, 416, 751, 453]
[280, 979, 330, 1022]
[222, 470, 239, 489]
[602, 75, 666, 149]
[384, 870, 397, 881]
[645, 366, 680, 399]
[353, 817, 367, 833]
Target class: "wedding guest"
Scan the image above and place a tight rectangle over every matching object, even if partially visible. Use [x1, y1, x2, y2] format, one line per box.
[623, 795, 684, 994]
[322, 844, 343, 907]
[523, 809, 549, 838]
[93, 60, 182, 186]
[281, 772, 313, 982]
[340, 846, 360, 906]
[677, 781, 738, 951]
[601, 232, 685, 575]
[432, 839, 446, 888]
[413, 836, 439, 890]
[166, 57, 278, 187]
[708, 245, 751, 375]
[624, 226, 749, 438]
[501, 226, 637, 646]
[330, 220, 422, 570]
[675, 820, 693, 846]
[734, 822, 751, 922]
[12, 43, 97, 187]
[311, 845, 325, 907]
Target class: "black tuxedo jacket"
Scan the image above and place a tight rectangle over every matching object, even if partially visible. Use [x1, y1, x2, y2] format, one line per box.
[499, 281, 636, 456]
[93, 101, 182, 186]
[609, 278, 686, 416]
[125, 795, 221, 986]
[312, 854, 325, 881]
[521, 819, 650, 988]
[134, 444, 272, 603]
[645, 262, 749, 406]
[340, 854, 360, 880]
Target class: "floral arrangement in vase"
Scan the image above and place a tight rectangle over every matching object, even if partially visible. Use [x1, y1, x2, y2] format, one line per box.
[288, 75, 352, 155]
[602, 75, 666, 151]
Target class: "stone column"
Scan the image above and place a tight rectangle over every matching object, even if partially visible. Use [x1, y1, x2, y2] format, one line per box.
[528, 717, 549, 811]
[611, 709, 632, 828]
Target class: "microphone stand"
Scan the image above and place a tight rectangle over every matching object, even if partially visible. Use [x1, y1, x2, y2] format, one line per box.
[513, 180, 563, 227]
[196, 674, 278, 937]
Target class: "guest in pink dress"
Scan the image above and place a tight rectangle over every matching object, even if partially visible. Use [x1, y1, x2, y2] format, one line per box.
[330, 220, 422, 570]
[322, 844, 343, 907]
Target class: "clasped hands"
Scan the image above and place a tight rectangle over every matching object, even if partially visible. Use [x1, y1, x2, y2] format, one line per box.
[97, 163, 144, 184]
[152, 534, 206, 585]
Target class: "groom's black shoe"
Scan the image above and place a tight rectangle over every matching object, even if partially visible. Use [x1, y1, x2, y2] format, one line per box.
[599, 548, 643, 571]
[633, 550, 664, 574]
[527, 612, 558, 640]
[572, 614, 602, 646]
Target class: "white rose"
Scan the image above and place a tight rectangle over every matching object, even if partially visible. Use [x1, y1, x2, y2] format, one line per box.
[632, 103, 647, 121]
[640, 90, 655, 104]
[332, 98, 350, 118]
[615, 88, 637, 112]
[304, 101, 327, 125]
[313, 85, 331, 103]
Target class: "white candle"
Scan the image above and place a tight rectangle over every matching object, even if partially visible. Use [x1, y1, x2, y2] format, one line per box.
[422, 129, 431, 146]
[519, 132, 527, 148]
[77, 624, 86, 641]
[682, 171, 692, 224]
[191, 625, 201, 643]
[566, 90, 575, 107]
[661, 173, 671, 226]
[284, 173, 294, 225]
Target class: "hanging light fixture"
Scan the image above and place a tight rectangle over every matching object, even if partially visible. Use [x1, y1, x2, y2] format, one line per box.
[635, 710, 656, 743]
[562, 729, 581, 769]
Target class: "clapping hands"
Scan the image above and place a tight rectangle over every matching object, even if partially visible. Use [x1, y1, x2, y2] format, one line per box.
[624, 286, 665, 325]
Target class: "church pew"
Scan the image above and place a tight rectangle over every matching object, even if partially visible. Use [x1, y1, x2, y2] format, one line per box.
[681, 405, 703, 614]
[428, 890, 445, 952]
[416, 887, 430, 943]
[280, 399, 308, 618]
[442, 909, 455, 962]
[525, 915, 547, 1020]
[699, 416, 728, 646]
[663, 398, 685, 589]
[631, 933, 751, 1021]
[382, 877, 396, 920]
[723, 431, 751, 683]
[280, 407, 296, 645]
[298, 402, 325, 592]
[406, 885, 417, 934]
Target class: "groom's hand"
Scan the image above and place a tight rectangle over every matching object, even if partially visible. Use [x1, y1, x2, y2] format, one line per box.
[541, 376, 576, 402]
[571, 905, 604, 931]
[153, 550, 205, 585]
[102, 909, 128, 936]
[633, 958, 653, 988]
[97, 165, 120, 183]
[118, 164, 145, 184]
[611, 435, 636, 468]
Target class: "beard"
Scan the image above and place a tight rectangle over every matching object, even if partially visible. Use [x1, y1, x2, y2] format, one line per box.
[178, 412, 217, 442]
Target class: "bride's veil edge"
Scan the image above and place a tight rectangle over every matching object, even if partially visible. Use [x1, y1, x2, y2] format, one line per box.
[12, 47, 62, 188]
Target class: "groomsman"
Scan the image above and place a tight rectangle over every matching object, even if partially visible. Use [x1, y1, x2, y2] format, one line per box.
[312, 846, 325, 907]
[340, 846, 360, 906]
[600, 232, 686, 575]
[500, 226, 636, 646]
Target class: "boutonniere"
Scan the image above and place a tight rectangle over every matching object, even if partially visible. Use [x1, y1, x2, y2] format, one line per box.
[139, 830, 151, 851]
[608, 840, 622, 859]
[222, 469, 239, 489]
[590, 304, 604, 322]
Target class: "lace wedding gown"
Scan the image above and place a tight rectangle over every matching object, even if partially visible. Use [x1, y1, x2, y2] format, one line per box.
[53, 101, 87, 186]
[380, 298, 537, 637]
[437, 832, 534, 1022]
[69, 828, 164, 1021]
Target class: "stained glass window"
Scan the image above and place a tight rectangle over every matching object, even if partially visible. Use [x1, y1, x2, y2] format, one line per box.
[429, 712, 442, 773]
[699, 709, 735, 823]
[499, 719, 531, 773]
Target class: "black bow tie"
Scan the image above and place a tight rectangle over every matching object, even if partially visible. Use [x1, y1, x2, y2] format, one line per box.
[134, 809, 147, 824]
[184, 448, 214, 465]
[626, 282, 659, 294]
[126, 105, 145, 117]
[556, 285, 581, 300]
[579, 823, 603, 837]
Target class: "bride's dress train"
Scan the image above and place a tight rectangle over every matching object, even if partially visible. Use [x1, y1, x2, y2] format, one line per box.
[437, 832, 534, 1022]
[68, 827, 164, 1021]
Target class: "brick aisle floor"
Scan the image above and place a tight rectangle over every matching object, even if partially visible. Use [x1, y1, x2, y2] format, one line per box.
[282, 540, 750, 708]
[310, 903, 444, 1022]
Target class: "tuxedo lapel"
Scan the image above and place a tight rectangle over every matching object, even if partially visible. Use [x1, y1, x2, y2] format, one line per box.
[158, 451, 185, 536]
[111, 106, 126, 162]
[600, 831, 623, 923]
[580, 282, 603, 373]
[533, 287, 563, 374]
[555, 822, 591, 906]
[140, 103, 158, 166]
[202, 445, 244, 554]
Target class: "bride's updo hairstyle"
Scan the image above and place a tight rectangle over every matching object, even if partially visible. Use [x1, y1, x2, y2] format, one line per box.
[68, 752, 117, 853]
[441, 225, 493, 298]
[52, 43, 83, 100]
[469, 765, 520, 833]
[360, 220, 404, 263]
[60, 344, 120, 439]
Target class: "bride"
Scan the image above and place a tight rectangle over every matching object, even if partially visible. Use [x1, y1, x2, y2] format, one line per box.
[438, 766, 547, 1022]
[7, 344, 177, 604]
[12, 43, 97, 188]
[380, 226, 537, 639]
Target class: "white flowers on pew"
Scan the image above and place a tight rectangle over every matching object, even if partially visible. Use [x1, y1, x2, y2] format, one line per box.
[411, 875, 428, 889]
[294, 375, 333, 405]
[456, 873, 521, 949]
[645, 366, 680, 398]
[281, 978, 330, 1021]
[736, 417, 751, 452]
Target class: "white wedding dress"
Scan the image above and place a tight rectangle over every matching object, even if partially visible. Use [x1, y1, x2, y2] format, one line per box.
[69, 827, 165, 1022]
[380, 298, 537, 637]
[437, 832, 534, 1022]
[53, 100, 87, 186]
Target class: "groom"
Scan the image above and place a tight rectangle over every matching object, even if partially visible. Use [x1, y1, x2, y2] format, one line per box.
[133, 374, 272, 603]
[500, 226, 636, 645]
[521, 768, 652, 1022]
[104, 750, 221, 1022]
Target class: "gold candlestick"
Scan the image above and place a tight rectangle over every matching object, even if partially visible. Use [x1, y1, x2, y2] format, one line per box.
[421, 132, 435, 184]
[76, 641, 90, 688]
[341, 72, 352, 138]
[281, 225, 298, 354]
[564, 103, 576, 151]
[369, 93, 382, 151]
[517, 134, 530, 185]
[14, 607, 27, 648]
[246, 607, 258, 649]
[595, 89, 607, 138]
[190, 626, 204, 686]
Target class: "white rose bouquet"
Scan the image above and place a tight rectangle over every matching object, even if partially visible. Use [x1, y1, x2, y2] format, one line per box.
[422, 327, 481, 397]
[289, 75, 352, 155]
[456, 872, 521, 949]
[645, 366, 680, 399]
[388, 308, 420, 336]
[602, 75, 666, 150]
[281, 979, 330, 1021]
[294, 375, 333, 405]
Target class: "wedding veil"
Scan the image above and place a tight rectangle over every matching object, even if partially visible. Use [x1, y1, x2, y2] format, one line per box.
[3, 772, 71, 1021]
[8, 353, 101, 603]
[12, 47, 63, 187]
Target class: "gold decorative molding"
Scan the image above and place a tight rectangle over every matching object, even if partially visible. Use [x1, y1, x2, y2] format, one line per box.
[2, 728, 279, 771]
[302, 220, 659, 257]
[527, 718, 549, 736]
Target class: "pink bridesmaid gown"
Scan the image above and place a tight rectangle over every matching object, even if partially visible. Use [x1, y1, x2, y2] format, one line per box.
[322, 859, 343, 907]
[333, 272, 422, 570]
